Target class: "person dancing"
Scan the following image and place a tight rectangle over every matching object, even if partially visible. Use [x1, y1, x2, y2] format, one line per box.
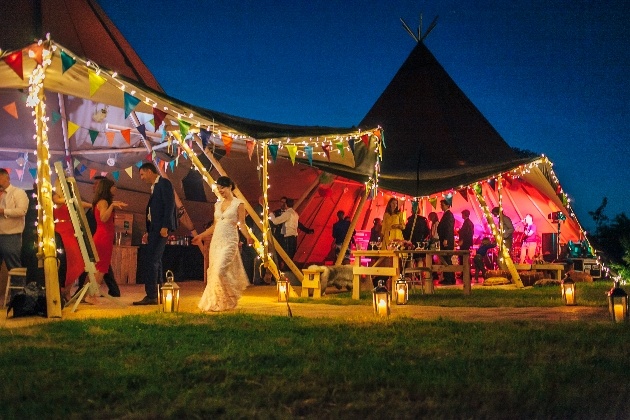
[519, 214, 537, 264]
[193, 176, 253, 312]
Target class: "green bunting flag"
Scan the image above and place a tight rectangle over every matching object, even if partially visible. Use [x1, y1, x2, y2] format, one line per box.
[51, 111, 61, 125]
[268, 144, 278, 162]
[304, 146, 313, 165]
[89, 129, 99, 144]
[60, 50, 76, 74]
[335, 141, 344, 157]
[178, 119, 191, 138]
[112, 171, 119, 181]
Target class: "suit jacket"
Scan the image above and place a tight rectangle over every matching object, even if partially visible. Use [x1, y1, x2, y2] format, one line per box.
[437, 209, 455, 249]
[145, 177, 177, 233]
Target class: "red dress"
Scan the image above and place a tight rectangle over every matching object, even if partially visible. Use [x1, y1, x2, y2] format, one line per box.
[54, 204, 85, 287]
[93, 205, 115, 274]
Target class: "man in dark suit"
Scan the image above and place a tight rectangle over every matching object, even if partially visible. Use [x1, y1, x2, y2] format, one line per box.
[133, 163, 177, 305]
[437, 199, 456, 285]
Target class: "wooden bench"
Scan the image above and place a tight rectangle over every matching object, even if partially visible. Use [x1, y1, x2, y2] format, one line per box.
[301, 267, 324, 298]
[515, 263, 565, 280]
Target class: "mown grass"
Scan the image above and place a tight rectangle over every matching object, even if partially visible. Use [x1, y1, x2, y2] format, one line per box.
[1, 311, 629, 419]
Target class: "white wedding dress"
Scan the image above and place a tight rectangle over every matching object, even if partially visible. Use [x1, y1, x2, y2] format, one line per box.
[198, 198, 249, 312]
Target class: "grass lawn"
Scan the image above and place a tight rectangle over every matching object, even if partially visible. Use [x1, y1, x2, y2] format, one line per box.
[1, 280, 628, 418]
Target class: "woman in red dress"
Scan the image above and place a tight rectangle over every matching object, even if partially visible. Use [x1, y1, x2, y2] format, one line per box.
[92, 178, 127, 296]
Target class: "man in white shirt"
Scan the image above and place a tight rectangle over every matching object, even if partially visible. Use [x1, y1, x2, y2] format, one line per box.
[0, 168, 29, 270]
[269, 198, 300, 265]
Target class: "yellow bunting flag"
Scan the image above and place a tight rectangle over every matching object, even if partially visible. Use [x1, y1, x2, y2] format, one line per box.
[67, 121, 80, 139]
[88, 70, 106, 97]
[105, 131, 115, 145]
[121, 129, 131, 144]
[125, 166, 133, 178]
[2, 102, 18, 119]
[429, 197, 438, 209]
[286, 144, 298, 164]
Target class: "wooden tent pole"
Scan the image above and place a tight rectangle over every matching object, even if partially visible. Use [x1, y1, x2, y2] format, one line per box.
[335, 188, 368, 266]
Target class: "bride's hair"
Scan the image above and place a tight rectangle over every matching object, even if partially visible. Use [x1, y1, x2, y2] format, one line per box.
[216, 176, 235, 191]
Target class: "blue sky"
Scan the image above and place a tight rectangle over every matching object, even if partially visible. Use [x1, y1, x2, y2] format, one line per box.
[101, 0, 630, 230]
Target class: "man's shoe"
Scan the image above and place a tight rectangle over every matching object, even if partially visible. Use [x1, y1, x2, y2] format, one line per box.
[133, 296, 158, 305]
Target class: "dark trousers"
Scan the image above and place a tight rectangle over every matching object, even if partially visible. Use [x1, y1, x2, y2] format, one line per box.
[284, 235, 297, 260]
[142, 231, 168, 299]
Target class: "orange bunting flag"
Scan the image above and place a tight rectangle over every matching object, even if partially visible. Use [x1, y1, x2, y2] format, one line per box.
[246, 139, 255, 160]
[373, 128, 381, 139]
[105, 131, 115, 145]
[67, 121, 80, 139]
[121, 129, 131, 144]
[360, 134, 369, 148]
[221, 134, 233, 155]
[88, 70, 106, 97]
[2, 102, 18, 119]
[28, 44, 43, 65]
[286, 144, 298, 164]
[3, 51, 23, 79]
[89, 169, 97, 179]
[322, 144, 331, 161]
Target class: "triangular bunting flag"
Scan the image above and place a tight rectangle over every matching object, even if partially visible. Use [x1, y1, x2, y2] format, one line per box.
[335, 141, 344, 158]
[123, 92, 140, 118]
[3, 51, 23, 79]
[60, 50, 76, 74]
[121, 129, 131, 144]
[89, 169, 96, 179]
[199, 128, 211, 149]
[125, 167, 134, 178]
[178, 119, 191, 137]
[137, 124, 147, 140]
[304, 146, 313, 166]
[136, 161, 144, 168]
[51, 111, 61, 124]
[169, 161, 175, 172]
[112, 171, 120, 181]
[458, 188, 469, 202]
[29, 168, 37, 179]
[411, 200, 419, 215]
[286, 144, 298, 165]
[67, 121, 80, 139]
[221, 133, 233, 155]
[105, 131, 115, 145]
[444, 192, 453, 206]
[28, 44, 43, 65]
[100, 171, 108, 177]
[322, 144, 331, 161]
[488, 179, 496, 191]
[429, 197, 438, 209]
[89, 129, 99, 144]
[268, 144, 278, 162]
[73, 158, 81, 168]
[88, 70, 106, 97]
[348, 139, 355, 154]
[15, 168, 24, 182]
[2, 102, 18, 119]
[152, 108, 167, 131]
[381, 130, 386, 148]
[473, 183, 482, 195]
[246, 139, 255, 160]
[360, 134, 369, 148]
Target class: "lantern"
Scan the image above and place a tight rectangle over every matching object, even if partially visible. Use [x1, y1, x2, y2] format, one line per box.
[395, 276, 409, 305]
[161, 270, 180, 313]
[372, 279, 390, 317]
[561, 276, 576, 306]
[608, 280, 628, 323]
[277, 274, 289, 302]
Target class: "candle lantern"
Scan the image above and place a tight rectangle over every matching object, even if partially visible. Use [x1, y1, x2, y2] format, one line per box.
[161, 270, 180, 313]
[608, 280, 628, 323]
[372, 280, 390, 317]
[395, 276, 409, 305]
[561, 276, 576, 306]
[277, 274, 289, 302]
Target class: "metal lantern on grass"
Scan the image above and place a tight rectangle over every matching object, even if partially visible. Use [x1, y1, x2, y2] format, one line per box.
[372, 279, 390, 317]
[395, 276, 409, 305]
[608, 280, 628, 323]
[561, 276, 576, 306]
[277, 274, 289, 302]
[161, 270, 180, 313]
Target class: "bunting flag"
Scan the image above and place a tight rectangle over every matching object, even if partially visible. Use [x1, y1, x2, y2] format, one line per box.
[221, 133, 233, 155]
[169, 161, 175, 172]
[60, 50, 76, 74]
[2, 102, 18, 119]
[161, 126, 167, 142]
[246, 139, 255, 160]
[322, 144, 331, 161]
[121, 129, 131, 144]
[444, 192, 453, 206]
[429, 197, 438, 209]
[89, 169, 97, 179]
[199, 128, 211, 149]
[51, 111, 61, 124]
[123, 92, 140, 118]
[15, 168, 24, 182]
[178, 119, 191, 137]
[473, 183, 482, 195]
[488, 179, 496, 191]
[335, 141, 344, 158]
[112, 171, 119, 181]
[304, 145, 313, 166]
[28, 44, 43, 65]
[268, 144, 278, 162]
[411, 200, 419, 214]
[105, 131, 115, 145]
[100, 171, 108, 177]
[125, 166, 134, 178]
[3, 51, 23, 79]
[88, 129, 99, 144]
[136, 124, 147, 140]
[360, 134, 369, 148]
[67, 121, 80, 139]
[136, 161, 144, 168]
[152, 108, 167, 131]
[380, 130, 386, 148]
[348, 138, 355, 154]
[88, 70, 106, 97]
[286, 144, 298, 164]
[458, 187, 469, 202]
[73, 158, 81, 168]
[29, 168, 37, 179]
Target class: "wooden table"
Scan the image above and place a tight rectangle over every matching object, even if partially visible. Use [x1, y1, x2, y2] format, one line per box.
[351, 249, 472, 300]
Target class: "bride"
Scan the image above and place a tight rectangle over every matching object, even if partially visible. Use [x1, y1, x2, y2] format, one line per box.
[192, 176, 253, 312]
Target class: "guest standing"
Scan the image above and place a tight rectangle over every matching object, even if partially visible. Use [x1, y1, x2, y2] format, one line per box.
[0, 168, 29, 271]
[369, 218, 382, 246]
[519, 214, 538, 264]
[381, 198, 404, 249]
[193, 176, 253, 312]
[428, 212, 440, 247]
[458, 209, 474, 252]
[437, 199, 455, 285]
[491, 207, 515, 256]
[134, 163, 177, 306]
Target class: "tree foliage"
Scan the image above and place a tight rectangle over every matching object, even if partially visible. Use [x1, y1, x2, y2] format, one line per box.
[587, 197, 630, 278]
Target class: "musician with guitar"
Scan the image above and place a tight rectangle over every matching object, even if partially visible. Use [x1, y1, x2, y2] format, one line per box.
[519, 214, 538, 264]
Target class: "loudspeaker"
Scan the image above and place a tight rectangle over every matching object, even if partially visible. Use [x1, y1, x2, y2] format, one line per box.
[542, 233, 557, 262]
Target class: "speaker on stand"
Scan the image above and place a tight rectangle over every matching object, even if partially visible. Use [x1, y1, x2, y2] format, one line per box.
[542, 233, 558, 263]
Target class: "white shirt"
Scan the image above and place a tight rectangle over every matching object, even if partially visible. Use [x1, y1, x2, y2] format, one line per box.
[147, 175, 161, 223]
[0, 184, 29, 234]
[270, 208, 299, 237]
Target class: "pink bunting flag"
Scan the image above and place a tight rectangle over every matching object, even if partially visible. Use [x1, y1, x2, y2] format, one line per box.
[3, 51, 23, 79]
[2, 102, 18, 119]
[15, 168, 24, 181]
[322, 144, 331, 161]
